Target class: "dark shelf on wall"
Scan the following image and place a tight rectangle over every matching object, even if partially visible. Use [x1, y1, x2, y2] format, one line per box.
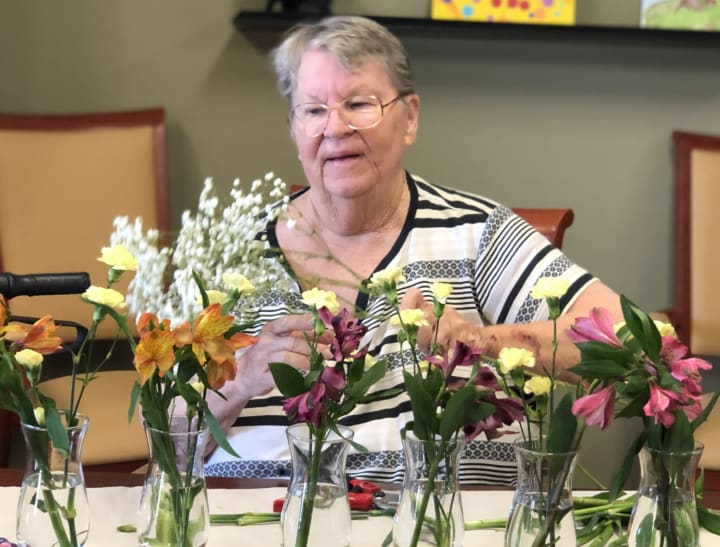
[234, 10, 720, 50]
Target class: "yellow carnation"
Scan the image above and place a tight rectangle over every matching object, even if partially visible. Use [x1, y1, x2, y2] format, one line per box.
[33, 406, 46, 426]
[431, 282, 453, 304]
[530, 277, 569, 300]
[302, 288, 340, 315]
[368, 267, 406, 289]
[15, 348, 43, 369]
[222, 273, 255, 294]
[82, 286, 127, 311]
[524, 375, 552, 396]
[202, 290, 227, 305]
[390, 309, 429, 328]
[498, 347, 535, 374]
[98, 244, 137, 271]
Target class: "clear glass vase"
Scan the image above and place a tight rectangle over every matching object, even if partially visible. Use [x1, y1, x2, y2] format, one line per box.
[16, 414, 90, 547]
[392, 431, 465, 547]
[137, 416, 210, 547]
[281, 423, 354, 547]
[628, 443, 703, 547]
[504, 439, 578, 547]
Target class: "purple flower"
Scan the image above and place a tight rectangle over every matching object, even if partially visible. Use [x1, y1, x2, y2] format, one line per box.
[567, 307, 622, 348]
[282, 382, 326, 427]
[463, 392, 524, 442]
[572, 385, 616, 430]
[319, 365, 346, 402]
[426, 340, 481, 378]
[318, 307, 368, 362]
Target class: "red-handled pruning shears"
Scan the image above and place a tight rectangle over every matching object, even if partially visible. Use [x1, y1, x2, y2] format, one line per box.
[272, 478, 398, 512]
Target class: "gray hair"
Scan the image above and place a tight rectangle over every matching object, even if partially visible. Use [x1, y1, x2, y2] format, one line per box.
[270, 15, 415, 105]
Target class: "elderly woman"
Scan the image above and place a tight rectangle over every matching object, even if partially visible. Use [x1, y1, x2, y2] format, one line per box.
[204, 15, 621, 484]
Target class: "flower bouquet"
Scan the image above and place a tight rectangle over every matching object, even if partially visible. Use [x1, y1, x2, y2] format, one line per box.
[369, 267, 527, 547]
[0, 249, 135, 547]
[268, 287, 392, 547]
[130, 273, 257, 547]
[568, 295, 719, 546]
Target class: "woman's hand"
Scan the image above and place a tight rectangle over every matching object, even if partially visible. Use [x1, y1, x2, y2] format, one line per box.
[400, 288, 490, 355]
[234, 313, 330, 400]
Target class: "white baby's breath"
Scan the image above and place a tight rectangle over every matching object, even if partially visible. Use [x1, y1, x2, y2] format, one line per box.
[109, 174, 291, 325]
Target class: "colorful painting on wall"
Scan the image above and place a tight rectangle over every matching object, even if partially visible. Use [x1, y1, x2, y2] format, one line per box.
[431, 0, 576, 26]
[641, 0, 719, 31]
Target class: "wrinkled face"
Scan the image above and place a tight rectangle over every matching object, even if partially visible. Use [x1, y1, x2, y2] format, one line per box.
[291, 48, 419, 198]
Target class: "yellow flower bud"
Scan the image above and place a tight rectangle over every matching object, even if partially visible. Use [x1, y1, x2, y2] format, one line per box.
[201, 290, 227, 305]
[33, 406, 46, 426]
[367, 267, 406, 289]
[189, 381, 205, 394]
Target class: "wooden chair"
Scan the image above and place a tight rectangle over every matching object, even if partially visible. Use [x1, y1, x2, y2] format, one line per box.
[0, 108, 169, 469]
[288, 185, 575, 250]
[667, 131, 720, 478]
[665, 131, 720, 356]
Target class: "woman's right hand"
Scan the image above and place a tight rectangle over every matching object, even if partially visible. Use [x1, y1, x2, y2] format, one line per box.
[233, 313, 329, 401]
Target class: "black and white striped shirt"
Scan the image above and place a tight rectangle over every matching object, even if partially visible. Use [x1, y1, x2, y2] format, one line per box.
[205, 173, 594, 485]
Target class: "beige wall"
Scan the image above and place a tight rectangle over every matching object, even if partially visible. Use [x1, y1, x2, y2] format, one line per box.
[2, 0, 719, 316]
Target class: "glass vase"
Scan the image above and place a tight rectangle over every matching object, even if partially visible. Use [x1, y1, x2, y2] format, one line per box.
[627, 443, 703, 547]
[392, 431, 465, 547]
[504, 439, 578, 547]
[281, 423, 354, 547]
[16, 414, 90, 547]
[137, 416, 210, 547]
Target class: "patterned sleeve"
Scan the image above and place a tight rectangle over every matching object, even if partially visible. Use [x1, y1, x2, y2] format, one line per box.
[474, 205, 594, 325]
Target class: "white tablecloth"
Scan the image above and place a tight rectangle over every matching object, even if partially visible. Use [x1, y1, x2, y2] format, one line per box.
[1, 486, 718, 546]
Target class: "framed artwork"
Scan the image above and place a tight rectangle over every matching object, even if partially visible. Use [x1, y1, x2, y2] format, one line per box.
[640, 0, 719, 31]
[431, 0, 575, 26]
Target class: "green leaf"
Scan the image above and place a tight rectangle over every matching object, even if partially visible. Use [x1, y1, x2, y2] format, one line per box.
[346, 360, 387, 400]
[403, 371, 436, 441]
[568, 360, 628, 380]
[698, 504, 720, 535]
[664, 411, 694, 453]
[620, 294, 661, 362]
[268, 362, 307, 397]
[37, 393, 70, 455]
[438, 385, 485, 441]
[128, 380, 142, 422]
[574, 340, 635, 363]
[609, 431, 646, 501]
[546, 392, 578, 453]
[692, 391, 720, 433]
[192, 270, 210, 308]
[202, 403, 240, 459]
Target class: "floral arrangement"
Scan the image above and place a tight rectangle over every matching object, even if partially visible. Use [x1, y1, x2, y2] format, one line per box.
[567, 295, 719, 545]
[129, 272, 257, 546]
[109, 173, 291, 325]
[369, 266, 527, 547]
[268, 287, 391, 547]
[0, 249, 135, 547]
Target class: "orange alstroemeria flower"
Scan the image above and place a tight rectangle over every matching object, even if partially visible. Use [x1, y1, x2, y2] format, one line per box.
[190, 304, 237, 365]
[134, 312, 176, 385]
[206, 358, 238, 391]
[0, 295, 7, 332]
[3, 315, 63, 355]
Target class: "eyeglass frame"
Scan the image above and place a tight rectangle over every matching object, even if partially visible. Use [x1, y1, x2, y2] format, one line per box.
[290, 94, 408, 138]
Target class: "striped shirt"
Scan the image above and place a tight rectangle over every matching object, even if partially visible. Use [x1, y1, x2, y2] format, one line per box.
[204, 173, 594, 485]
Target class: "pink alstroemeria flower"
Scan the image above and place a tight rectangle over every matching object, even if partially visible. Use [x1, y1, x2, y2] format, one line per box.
[319, 365, 346, 403]
[572, 385, 616, 430]
[426, 340, 480, 379]
[643, 383, 682, 428]
[283, 382, 326, 428]
[318, 307, 368, 362]
[567, 307, 622, 348]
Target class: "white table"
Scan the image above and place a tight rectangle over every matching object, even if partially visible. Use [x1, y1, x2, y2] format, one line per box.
[1, 486, 718, 546]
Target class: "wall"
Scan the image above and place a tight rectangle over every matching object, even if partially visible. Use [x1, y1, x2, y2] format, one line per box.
[1, 0, 719, 315]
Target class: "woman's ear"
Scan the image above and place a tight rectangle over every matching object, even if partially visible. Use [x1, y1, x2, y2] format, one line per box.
[403, 94, 420, 146]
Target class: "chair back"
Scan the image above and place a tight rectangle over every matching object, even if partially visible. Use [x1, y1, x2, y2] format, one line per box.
[0, 108, 169, 468]
[668, 131, 720, 356]
[512, 208, 574, 249]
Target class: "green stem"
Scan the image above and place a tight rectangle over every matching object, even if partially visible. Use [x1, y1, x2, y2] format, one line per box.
[41, 483, 73, 547]
[408, 444, 442, 547]
[295, 428, 324, 547]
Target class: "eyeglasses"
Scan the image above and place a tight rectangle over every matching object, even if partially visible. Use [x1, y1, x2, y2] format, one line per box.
[291, 94, 405, 138]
